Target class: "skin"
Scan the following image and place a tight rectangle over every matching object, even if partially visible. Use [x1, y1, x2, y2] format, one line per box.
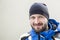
[29, 14, 48, 32]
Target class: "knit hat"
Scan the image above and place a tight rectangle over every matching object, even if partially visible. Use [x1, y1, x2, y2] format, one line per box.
[29, 3, 49, 19]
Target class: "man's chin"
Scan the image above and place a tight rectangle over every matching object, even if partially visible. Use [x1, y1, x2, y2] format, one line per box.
[34, 29, 41, 32]
[35, 28, 46, 32]
[35, 30, 40, 33]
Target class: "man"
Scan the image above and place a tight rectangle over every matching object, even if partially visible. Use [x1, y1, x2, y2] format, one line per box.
[19, 3, 60, 40]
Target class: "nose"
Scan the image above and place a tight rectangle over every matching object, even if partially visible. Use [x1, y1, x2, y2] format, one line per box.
[34, 18, 39, 24]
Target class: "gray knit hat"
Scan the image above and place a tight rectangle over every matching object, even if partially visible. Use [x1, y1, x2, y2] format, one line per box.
[29, 3, 49, 19]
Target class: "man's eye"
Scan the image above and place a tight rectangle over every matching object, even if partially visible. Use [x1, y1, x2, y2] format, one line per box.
[39, 16, 43, 18]
[31, 17, 35, 19]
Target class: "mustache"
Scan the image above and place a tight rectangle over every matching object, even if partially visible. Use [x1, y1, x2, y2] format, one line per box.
[33, 23, 43, 26]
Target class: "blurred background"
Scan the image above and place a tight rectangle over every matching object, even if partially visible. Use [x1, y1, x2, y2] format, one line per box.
[0, 0, 60, 40]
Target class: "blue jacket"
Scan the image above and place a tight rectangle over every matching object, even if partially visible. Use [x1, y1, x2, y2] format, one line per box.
[20, 19, 60, 40]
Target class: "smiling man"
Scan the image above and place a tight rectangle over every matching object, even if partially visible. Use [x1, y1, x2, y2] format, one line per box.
[19, 3, 60, 40]
[29, 14, 48, 33]
[29, 2, 49, 33]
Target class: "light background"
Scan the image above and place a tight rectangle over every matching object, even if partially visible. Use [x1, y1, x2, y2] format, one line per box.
[0, 0, 60, 40]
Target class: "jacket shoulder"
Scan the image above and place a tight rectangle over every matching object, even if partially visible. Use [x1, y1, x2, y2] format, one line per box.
[19, 33, 30, 40]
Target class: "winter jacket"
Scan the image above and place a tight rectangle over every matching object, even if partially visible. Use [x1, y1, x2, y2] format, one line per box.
[19, 19, 60, 40]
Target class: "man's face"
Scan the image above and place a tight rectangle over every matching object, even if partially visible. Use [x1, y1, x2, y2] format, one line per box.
[29, 14, 48, 32]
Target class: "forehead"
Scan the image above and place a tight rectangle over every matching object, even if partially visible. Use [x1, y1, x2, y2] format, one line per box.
[30, 14, 44, 17]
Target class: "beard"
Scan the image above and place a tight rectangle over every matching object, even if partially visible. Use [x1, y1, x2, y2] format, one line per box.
[31, 23, 48, 33]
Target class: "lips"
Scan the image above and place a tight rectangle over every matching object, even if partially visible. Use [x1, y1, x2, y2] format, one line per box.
[33, 23, 43, 26]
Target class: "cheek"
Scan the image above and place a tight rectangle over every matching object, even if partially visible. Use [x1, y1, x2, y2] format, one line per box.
[41, 19, 48, 23]
[29, 20, 34, 25]
[45, 19, 48, 23]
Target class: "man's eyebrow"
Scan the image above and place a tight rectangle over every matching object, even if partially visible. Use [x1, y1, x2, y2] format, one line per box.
[31, 16, 34, 18]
